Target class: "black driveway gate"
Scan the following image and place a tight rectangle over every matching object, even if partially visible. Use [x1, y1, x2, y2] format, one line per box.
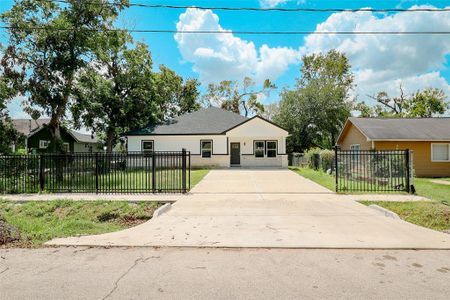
[0, 150, 190, 194]
[334, 148, 413, 193]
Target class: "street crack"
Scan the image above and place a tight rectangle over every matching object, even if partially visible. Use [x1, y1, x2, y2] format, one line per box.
[102, 257, 145, 300]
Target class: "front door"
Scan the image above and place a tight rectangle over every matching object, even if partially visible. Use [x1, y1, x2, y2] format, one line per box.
[230, 143, 240, 165]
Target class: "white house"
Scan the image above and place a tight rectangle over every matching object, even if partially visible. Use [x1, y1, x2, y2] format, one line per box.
[125, 107, 289, 168]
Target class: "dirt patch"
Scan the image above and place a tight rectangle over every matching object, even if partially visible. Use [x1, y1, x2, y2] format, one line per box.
[0, 215, 21, 246]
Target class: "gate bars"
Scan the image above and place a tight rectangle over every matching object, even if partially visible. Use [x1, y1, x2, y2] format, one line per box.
[334, 148, 413, 193]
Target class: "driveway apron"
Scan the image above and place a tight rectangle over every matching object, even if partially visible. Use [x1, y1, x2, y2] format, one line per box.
[48, 169, 450, 249]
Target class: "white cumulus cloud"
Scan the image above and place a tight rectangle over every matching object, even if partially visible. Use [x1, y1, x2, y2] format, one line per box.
[174, 8, 300, 83]
[300, 6, 450, 100]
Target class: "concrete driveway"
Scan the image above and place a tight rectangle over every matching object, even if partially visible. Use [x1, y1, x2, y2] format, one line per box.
[48, 169, 450, 249]
[191, 169, 332, 194]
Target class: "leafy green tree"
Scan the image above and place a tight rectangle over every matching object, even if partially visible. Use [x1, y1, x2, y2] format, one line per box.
[72, 31, 158, 152]
[203, 77, 276, 117]
[153, 65, 201, 120]
[0, 51, 23, 154]
[1, 0, 128, 152]
[356, 86, 448, 117]
[72, 32, 201, 151]
[275, 50, 354, 151]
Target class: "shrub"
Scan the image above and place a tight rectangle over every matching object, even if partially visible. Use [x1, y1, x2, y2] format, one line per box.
[304, 148, 335, 171]
[304, 148, 321, 169]
[319, 149, 334, 172]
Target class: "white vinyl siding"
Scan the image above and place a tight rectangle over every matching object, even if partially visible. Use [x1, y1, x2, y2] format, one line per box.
[431, 144, 450, 162]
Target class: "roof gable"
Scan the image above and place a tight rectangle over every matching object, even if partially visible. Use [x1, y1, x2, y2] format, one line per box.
[346, 117, 450, 141]
[126, 107, 248, 135]
[226, 116, 289, 136]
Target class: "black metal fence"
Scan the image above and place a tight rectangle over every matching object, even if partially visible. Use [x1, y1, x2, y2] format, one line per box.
[335, 149, 413, 193]
[0, 150, 190, 194]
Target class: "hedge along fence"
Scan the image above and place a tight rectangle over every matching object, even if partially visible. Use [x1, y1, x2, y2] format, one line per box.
[304, 148, 335, 172]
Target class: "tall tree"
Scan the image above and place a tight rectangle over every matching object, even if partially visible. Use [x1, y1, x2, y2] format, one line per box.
[153, 65, 201, 120]
[356, 86, 448, 117]
[72, 31, 158, 152]
[0, 48, 22, 154]
[275, 50, 354, 151]
[203, 77, 276, 117]
[1, 0, 128, 152]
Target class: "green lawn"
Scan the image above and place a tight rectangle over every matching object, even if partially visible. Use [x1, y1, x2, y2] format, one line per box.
[359, 201, 450, 232]
[413, 178, 450, 205]
[1, 169, 209, 194]
[0, 200, 160, 247]
[289, 167, 450, 201]
[289, 167, 335, 191]
[190, 169, 209, 188]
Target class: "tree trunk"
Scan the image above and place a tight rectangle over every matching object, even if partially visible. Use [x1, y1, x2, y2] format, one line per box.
[106, 128, 115, 153]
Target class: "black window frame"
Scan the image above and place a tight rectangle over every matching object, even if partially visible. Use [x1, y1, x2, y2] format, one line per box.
[266, 140, 277, 158]
[254, 140, 265, 158]
[200, 140, 213, 158]
[141, 140, 154, 153]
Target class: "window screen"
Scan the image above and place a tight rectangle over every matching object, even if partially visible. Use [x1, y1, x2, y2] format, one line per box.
[201, 140, 212, 158]
[432, 144, 449, 161]
[254, 141, 265, 157]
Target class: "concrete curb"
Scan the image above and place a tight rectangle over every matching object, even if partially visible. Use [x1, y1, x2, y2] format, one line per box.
[153, 203, 172, 218]
[369, 204, 401, 220]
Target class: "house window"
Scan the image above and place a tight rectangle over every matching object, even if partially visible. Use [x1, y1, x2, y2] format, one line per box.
[350, 144, 360, 151]
[63, 142, 70, 153]
[432, 144, 450, 162]
[266, 141, 277, 158]
[39, 140, 49, 149]
[201, 140, 212, 158]
[254, 141, 265, 158]
[141, 140, 154, 152]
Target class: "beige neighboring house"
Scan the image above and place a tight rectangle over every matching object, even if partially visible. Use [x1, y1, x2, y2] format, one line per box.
[125, 107, 289, 168]
[337, 117, 450, 177]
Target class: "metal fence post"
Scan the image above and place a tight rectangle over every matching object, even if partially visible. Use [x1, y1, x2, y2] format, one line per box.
[151, 150, 156, 193]
[39, 155, 45, 192]
[405, 149, 411, 193]
[95, 152, 99, 193]
[182, 148, 187, 193]
[334, 146, 339, 193]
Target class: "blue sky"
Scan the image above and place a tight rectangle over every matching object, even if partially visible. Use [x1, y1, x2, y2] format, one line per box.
[1, 0, 450, 118]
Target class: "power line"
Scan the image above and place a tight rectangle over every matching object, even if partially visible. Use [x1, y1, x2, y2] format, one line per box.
[54, 1, 450, 13]
[1, 26, 450, 35]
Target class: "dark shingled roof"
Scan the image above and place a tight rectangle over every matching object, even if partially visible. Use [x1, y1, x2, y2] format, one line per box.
[126, 107, 249, 135]
[12, 118, 98, 143]
[349, 117, 450, 140]
[12, 118, 50, 135]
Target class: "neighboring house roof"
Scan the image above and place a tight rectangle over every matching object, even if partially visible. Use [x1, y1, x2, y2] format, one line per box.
[69, 131, 99, 144]
[340, 117, 450, 141]
[11, 118, 99, 143]
[11, 118, 51, 135]
[126, 107, 250, 135]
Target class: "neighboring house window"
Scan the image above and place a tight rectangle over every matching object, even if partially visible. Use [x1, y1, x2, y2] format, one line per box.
[39, 140, 49, 149]
[201, 140, 212, 158]
[266, 141, 277, 158]
[350, 144, 360, 151]
[432, 144, 450, 162]
[254, 141, 265, 158]
[63, 143, 70, 153]
[141, 140, 154, 152]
